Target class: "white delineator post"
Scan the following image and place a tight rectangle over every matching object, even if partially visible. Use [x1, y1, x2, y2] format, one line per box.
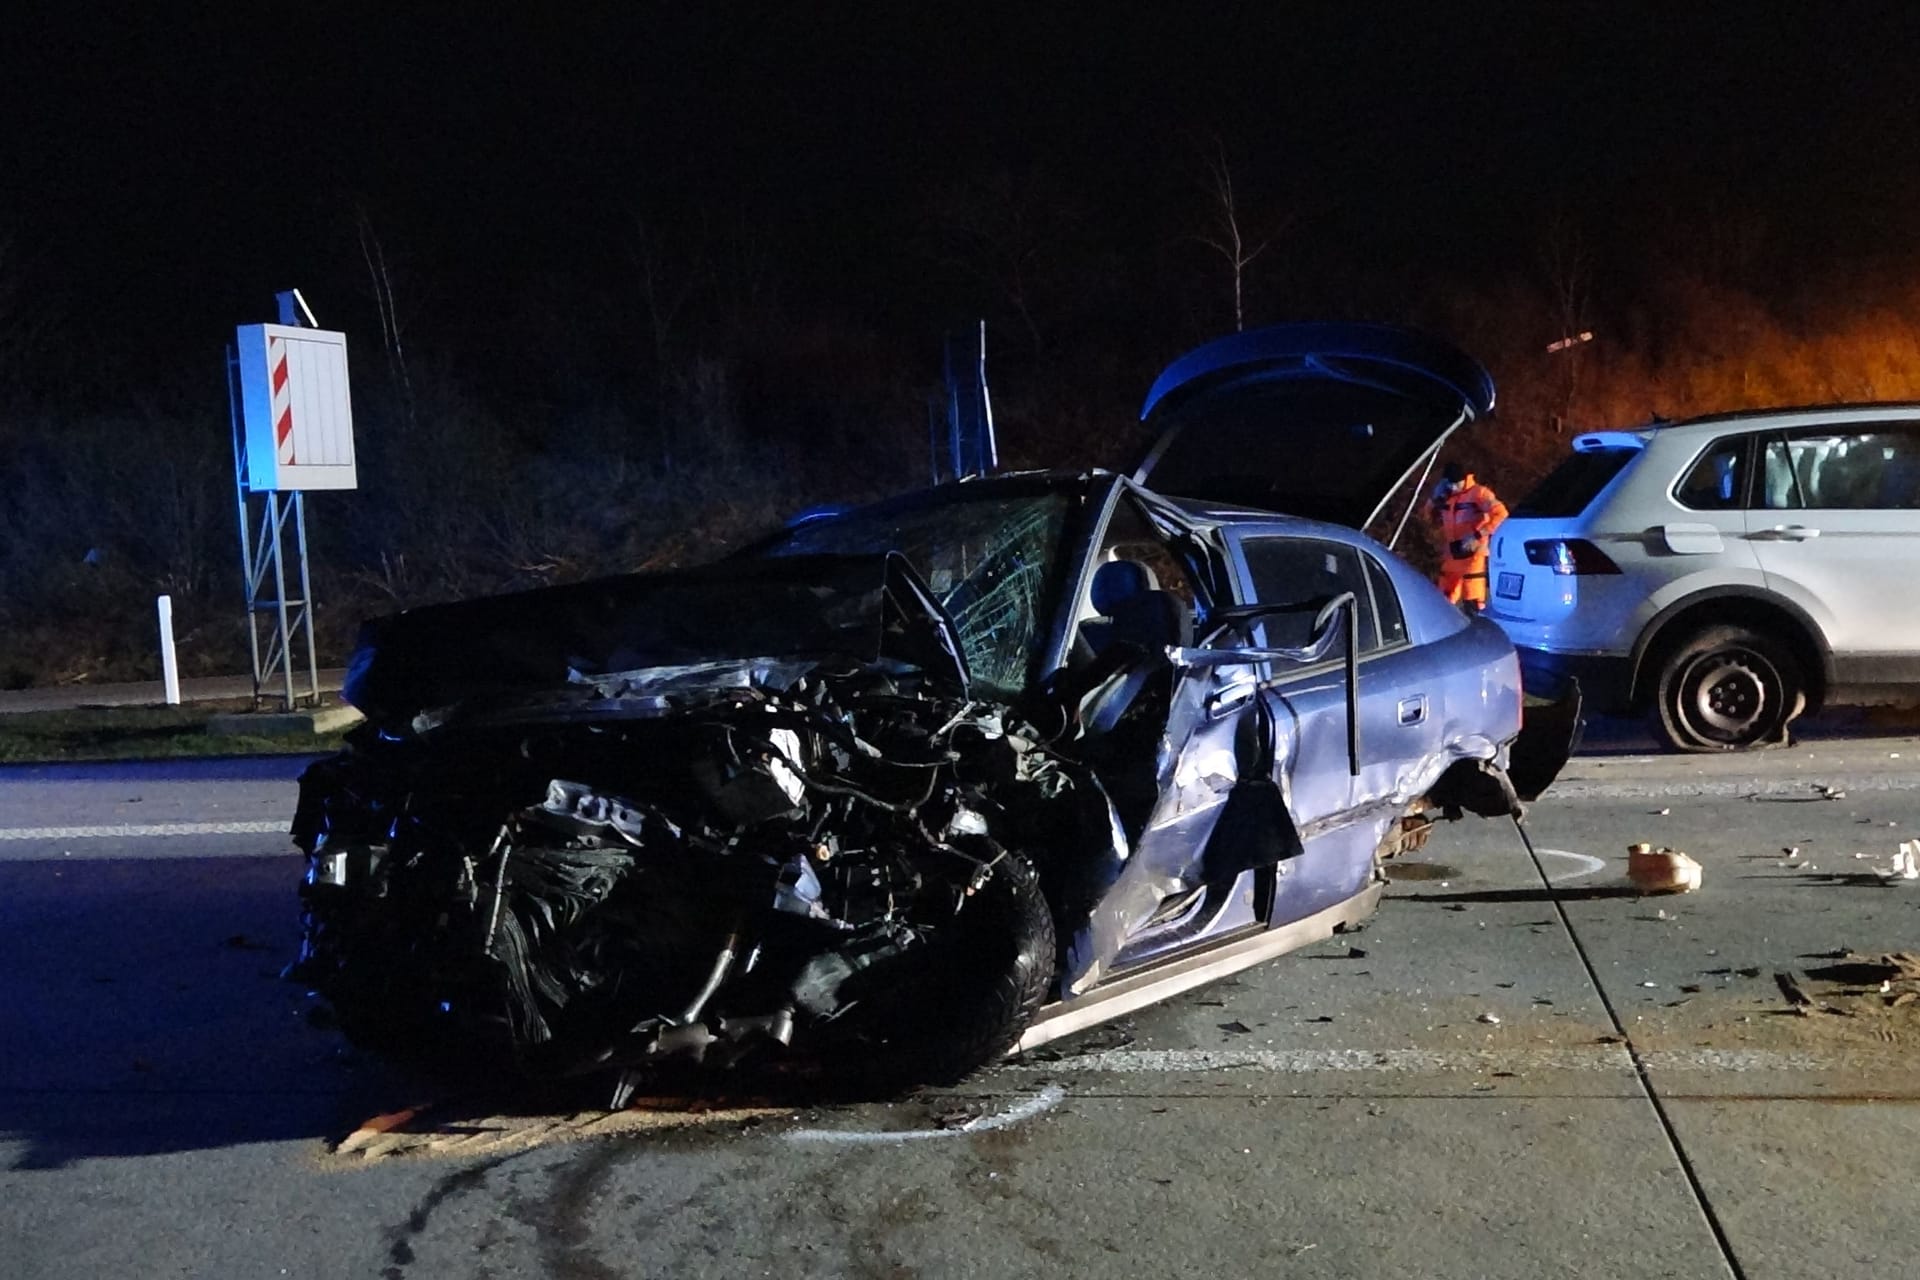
[156, 594, 181, 705]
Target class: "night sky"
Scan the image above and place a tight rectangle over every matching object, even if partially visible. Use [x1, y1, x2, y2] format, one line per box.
[7, 5, 1920, 405]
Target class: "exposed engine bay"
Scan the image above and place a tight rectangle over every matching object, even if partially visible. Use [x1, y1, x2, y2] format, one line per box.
[292, 653, 1087, 1099]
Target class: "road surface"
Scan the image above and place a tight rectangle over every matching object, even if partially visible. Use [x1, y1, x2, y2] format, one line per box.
[4, 734, 1919, 1278]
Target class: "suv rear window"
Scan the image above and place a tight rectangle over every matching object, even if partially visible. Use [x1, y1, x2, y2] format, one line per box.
[1511, 448, 1636, 517]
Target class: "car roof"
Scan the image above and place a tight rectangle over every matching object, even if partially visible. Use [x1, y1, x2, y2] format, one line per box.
[788, 470, 1383, 546]
[1622, 403, 1920, 439]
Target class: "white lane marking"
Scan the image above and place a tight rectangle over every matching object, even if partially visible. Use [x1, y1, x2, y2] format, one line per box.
[1001, 1047, 1834, 1074]
[1536, 847, 1607, 882]
[785, 1084, 1067, 1146]
[1551, 773, 1920, 800]
[0, 820, 287, 840]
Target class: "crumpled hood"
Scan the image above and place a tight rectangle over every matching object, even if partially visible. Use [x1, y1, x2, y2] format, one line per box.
[342, 552, 968, 725]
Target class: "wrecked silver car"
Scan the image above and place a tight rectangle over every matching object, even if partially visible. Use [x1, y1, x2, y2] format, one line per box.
[289, 324, 1577, 1099]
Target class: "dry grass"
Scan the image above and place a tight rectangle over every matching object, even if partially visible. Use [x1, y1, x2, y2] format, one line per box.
[0, 699, 351, 763]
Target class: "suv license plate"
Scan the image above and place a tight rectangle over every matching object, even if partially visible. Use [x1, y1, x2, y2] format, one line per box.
[1496, 571, 1524, 600]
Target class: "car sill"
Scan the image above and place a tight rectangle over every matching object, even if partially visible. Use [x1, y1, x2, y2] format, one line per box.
[1010, 881, 1385, 1056]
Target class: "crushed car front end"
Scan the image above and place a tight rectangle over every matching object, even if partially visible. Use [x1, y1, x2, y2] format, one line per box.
[289, 550, 1087, 1096]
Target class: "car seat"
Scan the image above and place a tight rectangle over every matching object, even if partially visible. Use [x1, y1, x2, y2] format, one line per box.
[1075, 560, 1194, 737]
[1081, 560, 1194, 658]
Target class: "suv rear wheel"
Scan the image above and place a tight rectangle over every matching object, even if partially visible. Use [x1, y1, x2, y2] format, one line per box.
[1651, 624, 1804, 752]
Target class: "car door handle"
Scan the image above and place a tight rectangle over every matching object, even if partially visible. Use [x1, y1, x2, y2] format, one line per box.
[1397, 696, 1427, 726]
[1755, 524, 1821, 541]
[1207, 679, 1258, 718]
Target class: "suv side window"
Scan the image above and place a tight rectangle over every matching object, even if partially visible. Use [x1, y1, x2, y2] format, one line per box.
[1239, 536, 1381, 655]
[1674, 436, 1750, 510]
[1763, 426, 1920, 510]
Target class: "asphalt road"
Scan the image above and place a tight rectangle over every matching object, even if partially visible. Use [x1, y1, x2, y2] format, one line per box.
[4, 732, 1920, 1279]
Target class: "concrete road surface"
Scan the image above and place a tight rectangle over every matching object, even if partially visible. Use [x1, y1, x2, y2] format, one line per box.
[4, 735, 1920, 1279]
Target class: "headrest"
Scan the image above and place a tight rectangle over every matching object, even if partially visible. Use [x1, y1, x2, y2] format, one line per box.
[1090, 559, 1155, 616]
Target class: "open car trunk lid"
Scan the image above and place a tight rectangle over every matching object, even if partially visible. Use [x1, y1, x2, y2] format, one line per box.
[1134, 322, 1496, 529]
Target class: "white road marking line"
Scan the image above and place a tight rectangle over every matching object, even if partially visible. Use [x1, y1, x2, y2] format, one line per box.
[0, 820, 287, 840]
[1537, 847, 1607, 882]
[785, 1084, 1067, 1146]
[1001, 1047, 1833, 1074]
[1551, 774, 1920, 800]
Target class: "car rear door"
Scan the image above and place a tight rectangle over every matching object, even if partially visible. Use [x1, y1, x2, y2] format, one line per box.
[1226, 527, 1439, 923]
[1750, 421, 1920, 669]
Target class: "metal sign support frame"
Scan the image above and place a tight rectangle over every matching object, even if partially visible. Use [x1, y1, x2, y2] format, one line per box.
[226, 293, 322, 710]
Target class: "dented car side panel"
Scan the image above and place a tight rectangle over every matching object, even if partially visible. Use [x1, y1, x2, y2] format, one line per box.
[290, 470, 1557, 1089]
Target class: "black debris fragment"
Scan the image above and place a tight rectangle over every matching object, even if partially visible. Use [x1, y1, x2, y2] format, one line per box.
[1774, 971, 1814, 1008]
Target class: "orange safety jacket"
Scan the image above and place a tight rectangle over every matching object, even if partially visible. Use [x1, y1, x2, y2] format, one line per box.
[1431, 475, 1508, 603]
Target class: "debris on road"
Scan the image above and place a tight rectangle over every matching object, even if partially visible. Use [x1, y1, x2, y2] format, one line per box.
[1877, 841, 1920, 881]
[1774, 971, 1815, 1009]
[1476, 1012, 1501, 1025]
[1627, 843, 1703, 894]
[1769, 953, 1920, 1028]
[336, 1107, 423, 1156]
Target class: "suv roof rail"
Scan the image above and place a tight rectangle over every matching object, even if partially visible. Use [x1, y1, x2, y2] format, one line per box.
[1649, 402, 1920, 430]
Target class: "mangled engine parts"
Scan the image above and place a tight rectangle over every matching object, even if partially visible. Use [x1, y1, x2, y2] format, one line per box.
[290, 671, 1067, 1089]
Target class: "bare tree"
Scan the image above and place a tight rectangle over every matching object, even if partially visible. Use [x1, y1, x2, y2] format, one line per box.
[0, 229, 62, 404]
[626, 217, 704, 405]
[1539, 210, 1593, 429]
[928, 169, 1064, 356]
[355, 206, 416, 426]
[1194, 141, 1272, 332]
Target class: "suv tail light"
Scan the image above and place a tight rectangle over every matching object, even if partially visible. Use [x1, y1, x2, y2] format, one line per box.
[1524, 538, 1621, 575]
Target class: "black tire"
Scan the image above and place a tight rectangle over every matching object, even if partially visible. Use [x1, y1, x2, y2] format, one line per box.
[1651, 624, 1805, 752]
[830, 855, 1055, 1093]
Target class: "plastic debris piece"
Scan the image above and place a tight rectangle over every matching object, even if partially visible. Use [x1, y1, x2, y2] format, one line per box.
[337, 1107, 422, 1155]
[1627, 844, 1703, 894]
[1477, 1012, 1501, 1025]
[1878, 841, 1920, 881]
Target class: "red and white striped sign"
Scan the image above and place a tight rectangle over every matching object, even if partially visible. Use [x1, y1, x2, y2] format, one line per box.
[236, 324, 356, 491]
[268, 335, 297, 466]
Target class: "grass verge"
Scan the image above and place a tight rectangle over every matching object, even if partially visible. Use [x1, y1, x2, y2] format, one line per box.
[0, 698, 353, 763]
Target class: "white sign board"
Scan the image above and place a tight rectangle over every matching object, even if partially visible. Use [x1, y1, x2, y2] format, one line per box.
[235, 324, 357, 491]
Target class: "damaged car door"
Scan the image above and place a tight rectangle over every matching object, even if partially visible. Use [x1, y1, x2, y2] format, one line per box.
[1227, 528, 1439, 924]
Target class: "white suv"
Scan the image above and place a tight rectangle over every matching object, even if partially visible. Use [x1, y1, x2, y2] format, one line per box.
[1486, 405, 1920, 751]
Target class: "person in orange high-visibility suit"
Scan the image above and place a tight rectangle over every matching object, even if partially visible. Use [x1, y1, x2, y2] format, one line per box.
[1428, 461, 1508, 610]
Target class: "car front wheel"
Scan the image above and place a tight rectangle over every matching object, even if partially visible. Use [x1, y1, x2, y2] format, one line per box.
[1651, 624, 1804, 752]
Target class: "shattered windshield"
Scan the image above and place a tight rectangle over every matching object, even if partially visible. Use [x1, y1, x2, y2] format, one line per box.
[755, 493, 1071, 694]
